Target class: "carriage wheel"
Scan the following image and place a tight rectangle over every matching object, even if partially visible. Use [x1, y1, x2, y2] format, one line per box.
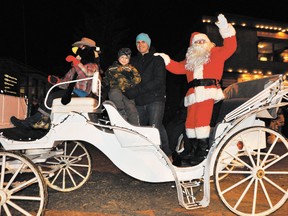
[43, 141, 92, 192]
[214, 126, 288, 216]
[0, 151, 47, 216]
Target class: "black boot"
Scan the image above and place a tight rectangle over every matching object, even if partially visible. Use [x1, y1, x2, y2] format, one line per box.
[188, 138, 209, 166]
[172, 138, 198, 167]
[10, 112, 42, 129]
[181, 138, 197, 159]
[172, 151, 182, 166]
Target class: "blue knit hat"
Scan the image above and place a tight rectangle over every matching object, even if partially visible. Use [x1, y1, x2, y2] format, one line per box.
[136, 33, 151, 47]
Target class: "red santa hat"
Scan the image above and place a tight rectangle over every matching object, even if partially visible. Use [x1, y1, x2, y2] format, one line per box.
[190, 32, 211, 45]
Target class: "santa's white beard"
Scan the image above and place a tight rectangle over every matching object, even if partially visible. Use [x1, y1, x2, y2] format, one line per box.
[185, 42, 214, 71]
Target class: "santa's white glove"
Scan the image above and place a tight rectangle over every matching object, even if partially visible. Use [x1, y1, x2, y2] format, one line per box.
[215, 14, 229, 29]
[154, 53, 170, 65]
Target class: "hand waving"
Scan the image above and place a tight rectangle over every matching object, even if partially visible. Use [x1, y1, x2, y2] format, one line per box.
[215, 14, 228, 29]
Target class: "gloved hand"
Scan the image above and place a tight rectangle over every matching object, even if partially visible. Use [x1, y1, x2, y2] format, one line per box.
[65, 55, 80, 67]
[48, 75, 60, 85]
[215, 14, 228, 29]
[154, 53, 170, 66]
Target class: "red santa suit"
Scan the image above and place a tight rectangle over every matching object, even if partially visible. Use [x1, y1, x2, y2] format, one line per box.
[166, 25, 237, 139]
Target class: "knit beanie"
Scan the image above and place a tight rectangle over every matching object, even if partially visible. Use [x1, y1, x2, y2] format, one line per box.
[136, 33, 151, 47]
[118, 48, 132, 58]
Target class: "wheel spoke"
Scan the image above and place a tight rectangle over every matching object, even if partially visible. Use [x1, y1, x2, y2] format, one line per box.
[233, 177, 254, 210]
[66, 168, 77, 187]
[221, 174, 253, 195]
[222, 148, 253, 171]
[2, 203, 12, 216]
[259, 179, 273, 209]
[6, 200, 33, 216]
[263, 175, 287, 194]
[62, 168, 66, 189]
[51, 167, 63, 185]
[5, 162, 26, 190]
[68, 166, 86, 179]
[11, 195, 42, 201]
[0, 154, 7, 189]
[264, 152, 288, 169]
[9, 177, 38, 194]
[69, 142, 79, 156]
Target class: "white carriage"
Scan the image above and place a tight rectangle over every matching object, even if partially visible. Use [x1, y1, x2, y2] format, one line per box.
[0, 73, 287, 215]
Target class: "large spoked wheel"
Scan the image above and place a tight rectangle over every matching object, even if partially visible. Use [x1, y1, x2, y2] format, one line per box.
[42, 141, 92, 192]
[214, 126, 288, 216]
[0, 151, 47, 216]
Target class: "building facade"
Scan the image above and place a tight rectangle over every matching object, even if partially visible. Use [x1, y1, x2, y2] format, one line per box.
[0, 58, 49, 127]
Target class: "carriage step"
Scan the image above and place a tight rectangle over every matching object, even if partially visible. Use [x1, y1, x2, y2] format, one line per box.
[176, 179, 208, 210]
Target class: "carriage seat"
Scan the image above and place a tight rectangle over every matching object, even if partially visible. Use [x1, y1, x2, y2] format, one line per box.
[211, 75, 282, 126]
[51, 97, 99, 113]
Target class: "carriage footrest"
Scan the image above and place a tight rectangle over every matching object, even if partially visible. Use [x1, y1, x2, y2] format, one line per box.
[177, 180, 206, 210]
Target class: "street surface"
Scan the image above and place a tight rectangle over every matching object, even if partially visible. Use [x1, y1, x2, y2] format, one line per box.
[44, 144, 287, 216]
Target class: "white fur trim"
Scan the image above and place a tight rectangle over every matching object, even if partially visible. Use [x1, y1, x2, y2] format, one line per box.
[195, 126, 210, 139]
[186, 128, 196, 138]
[193, 65, 204, 79]
[184, 87, 224, 107]
[192, 33, 210, 44]
[219, 24, 236, 39]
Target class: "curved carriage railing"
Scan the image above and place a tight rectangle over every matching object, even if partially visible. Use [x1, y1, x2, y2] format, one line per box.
[224, 74, 288, 124]
[44, 72, 101, 111]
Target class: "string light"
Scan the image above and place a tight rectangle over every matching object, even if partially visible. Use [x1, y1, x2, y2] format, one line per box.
[202, 18, 288, 33]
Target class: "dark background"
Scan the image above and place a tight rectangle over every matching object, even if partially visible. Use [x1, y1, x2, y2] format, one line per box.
[1, 0, 287, 76]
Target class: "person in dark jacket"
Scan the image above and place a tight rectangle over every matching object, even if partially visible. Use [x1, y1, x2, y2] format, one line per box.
[124, 33, 172, 160]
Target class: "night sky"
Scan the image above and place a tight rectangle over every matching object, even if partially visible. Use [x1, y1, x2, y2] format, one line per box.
[1, 0, 288, 76]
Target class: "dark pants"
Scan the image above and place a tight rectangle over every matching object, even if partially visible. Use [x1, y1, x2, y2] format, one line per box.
[136, 101, 172, 156]
[108, 88, 139, 125]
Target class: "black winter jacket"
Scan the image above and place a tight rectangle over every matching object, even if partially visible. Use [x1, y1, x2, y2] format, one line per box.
[125, 49, 167, 106]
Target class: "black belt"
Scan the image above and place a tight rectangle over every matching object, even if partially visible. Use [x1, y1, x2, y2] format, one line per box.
[187, 79, 219, 89]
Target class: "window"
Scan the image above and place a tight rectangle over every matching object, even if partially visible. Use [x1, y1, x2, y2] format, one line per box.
[258, 39, 288, 63]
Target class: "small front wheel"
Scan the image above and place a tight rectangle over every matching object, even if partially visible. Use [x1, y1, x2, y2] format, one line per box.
[41, 141, 92, 192]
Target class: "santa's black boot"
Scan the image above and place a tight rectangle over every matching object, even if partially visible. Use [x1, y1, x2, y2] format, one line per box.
[188, 138, 209, 166]
[179, 138, 199, 166]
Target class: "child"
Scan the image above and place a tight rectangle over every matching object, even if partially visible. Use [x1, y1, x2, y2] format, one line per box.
[103, 48, 141, 125]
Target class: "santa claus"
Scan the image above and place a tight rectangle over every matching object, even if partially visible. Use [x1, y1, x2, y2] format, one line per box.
[155, 14, 237, 166]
